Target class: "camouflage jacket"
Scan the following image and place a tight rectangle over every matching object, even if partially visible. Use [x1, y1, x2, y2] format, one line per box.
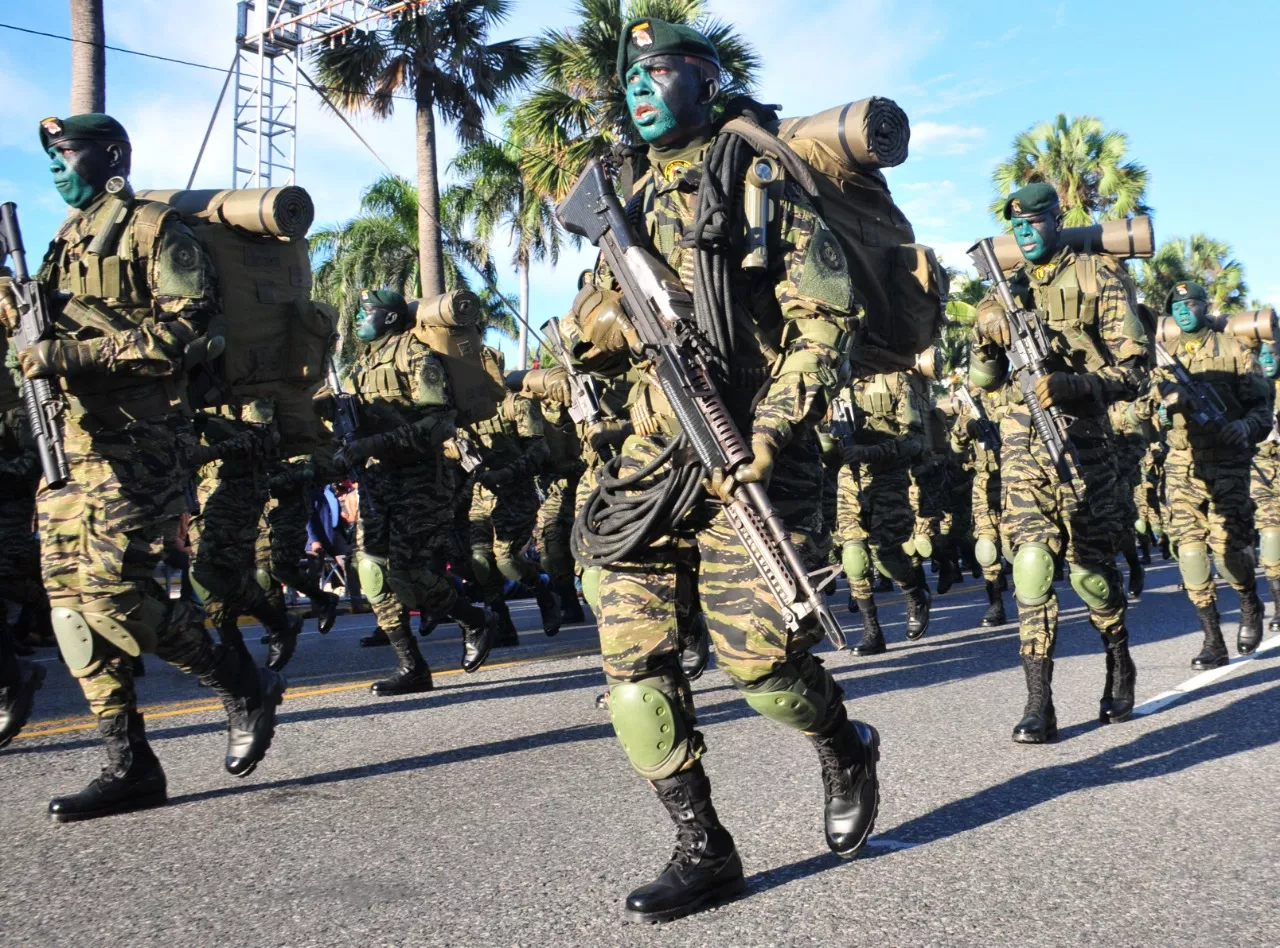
[350, 330, 457, 467]
[1151, 328, 1270, 453]
[845, 371, 924, 473]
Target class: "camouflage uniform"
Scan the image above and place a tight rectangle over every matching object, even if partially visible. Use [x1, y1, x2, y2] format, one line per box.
[532, 397, 585, 605]
[0, 404, 46, 621]
[908, 383, 951, 569]
[1252, 377, 1280, 623]
[255, 457, 335, 618]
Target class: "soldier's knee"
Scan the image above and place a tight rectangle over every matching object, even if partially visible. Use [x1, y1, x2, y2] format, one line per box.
[469, 550, 493, 585]
[1068, 567, 1117, 611]
[356, 553, 391, 604]
[906, 534, 933, 560]
[253, 568, 274, 593]
[1259, 528, 1280, 568]
[1012, 542, 1055, 606]
[609, 680, 694, 780]
[841, 541, 871, 581]
[974, 536, 1000, 569]
[50, 606, 102, 677]
[494, 551, 528, 585]
[1177, 542, 1212, 589]
[738, 655, 840, 733]
[1135, 518, 1149, 536]
[876, 547, 915, 585]
[581, 566, 602, 611]
[1216, 548, 1255, 587]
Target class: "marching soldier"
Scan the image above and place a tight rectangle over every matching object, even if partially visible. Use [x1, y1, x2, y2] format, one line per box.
[1252, 342, 1280, 630]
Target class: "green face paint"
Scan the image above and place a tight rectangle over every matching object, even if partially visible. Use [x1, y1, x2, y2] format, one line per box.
[1258, 346, 1278, 378]
[625, 56, 710, 145]
[1010, 215, 1057, 264]
[48, 145, 101, 210]
[355, 305, 399, 342]
[1172, 299, 1206, 333]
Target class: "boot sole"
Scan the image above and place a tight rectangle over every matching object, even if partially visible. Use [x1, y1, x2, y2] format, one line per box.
[50, 788, 167, 823]
[1191, 657, 1230, 670]
[851, 645, 887, 656]
[830, 723, 882, 859]
[1012, 723, 1058, 744]
[227, 674, 287, 779]
[371, 681, 435, 696]
[622, 874, 747, 924]
[462, 639, 493, 674]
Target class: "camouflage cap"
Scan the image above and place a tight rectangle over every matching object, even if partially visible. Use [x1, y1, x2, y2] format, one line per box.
[38, 113, 130, 151]
[1002, 182, 1060, 220]
[1164, 280, 1208, 313]
[360, 288, 409, 315]
[617, 17, 719, 80]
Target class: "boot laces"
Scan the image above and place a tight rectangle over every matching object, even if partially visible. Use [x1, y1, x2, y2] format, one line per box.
[815, 736, 857, 800]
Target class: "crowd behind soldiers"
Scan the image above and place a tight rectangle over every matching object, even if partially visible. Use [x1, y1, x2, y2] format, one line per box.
[2, 14, 1278, 926]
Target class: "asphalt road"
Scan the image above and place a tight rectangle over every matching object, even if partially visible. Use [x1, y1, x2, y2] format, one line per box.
[3, 561, 1279, 947]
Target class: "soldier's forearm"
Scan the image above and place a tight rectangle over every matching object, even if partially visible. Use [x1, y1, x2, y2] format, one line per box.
[752, 370, 828, 450]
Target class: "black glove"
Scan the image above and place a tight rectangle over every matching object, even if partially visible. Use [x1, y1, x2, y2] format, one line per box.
[479, 467, 514, 492]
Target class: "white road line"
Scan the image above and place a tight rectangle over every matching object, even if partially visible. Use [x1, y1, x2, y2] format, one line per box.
[1132, 632, 1280, 717]
[865, 838, 918, 852]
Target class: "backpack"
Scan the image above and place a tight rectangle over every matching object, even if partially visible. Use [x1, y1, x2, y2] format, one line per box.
[772, 100, 945, 360]
[135, 187, 334, 455]
[408, 291, 505, 426]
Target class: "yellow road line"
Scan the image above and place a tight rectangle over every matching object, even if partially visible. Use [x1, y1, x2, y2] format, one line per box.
[15, 646, 598, 741]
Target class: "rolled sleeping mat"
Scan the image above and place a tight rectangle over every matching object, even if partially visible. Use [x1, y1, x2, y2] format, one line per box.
[992, 215, 1155, 271]
[777, 96, 911, 169]
[1220, 307, 1277, 345]
[135, 187, 315, 238]
[914, 345, 943, 380]
[412, 290, 481, 329]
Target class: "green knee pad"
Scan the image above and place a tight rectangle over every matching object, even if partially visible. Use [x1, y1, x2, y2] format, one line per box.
[914, 535, 934, 559]
[253, 568, 274, 593]
[842, 541, 871, 582]
[1013, 543, 1055, 606]
[50, 606, 97, 677]
[494, 553, 528, 585]
[1216, 548, 1256, 587]
[1178, 543, 1212, 589]
[1134, 518, 1149, 536]
[1260, 529, 1280, 568]
[740, 658, 836, 732]
[581, 567, 601, 611]
[876, 547, 915, 586]
[356, 553, 391, 604]
[609, 681, 693, 780]
[1068, 567, 1115, 610]
[189, 573, 213, 606]
[974, 536, 999, 569]
[470, 550, 493, 585]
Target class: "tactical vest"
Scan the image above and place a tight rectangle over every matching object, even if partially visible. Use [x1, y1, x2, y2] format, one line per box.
[1014, 251, 1112, 377]
[1164, 331, 1248, 453]
[39, 199, 188, 426]
[351, 333, 429, 434]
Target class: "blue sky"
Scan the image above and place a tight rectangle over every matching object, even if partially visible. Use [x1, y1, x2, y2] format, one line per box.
[2, 0, 1278, 362]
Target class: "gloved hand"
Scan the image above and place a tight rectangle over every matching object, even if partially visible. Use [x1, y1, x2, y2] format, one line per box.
[977, 307, 1011, 348]
[1034, 372, 1100, 410]
[0, 271, 18, 334]
[575, 284, 638, 356]
[1220, 419, 1253, 449]
[18, 338, 102, 379]
[543, 366, 572, 406]
[843, 443, 875, 466]
[479, 467, 514, 492]
[333, 435, 379, 471]
[709, 437, 776, 502]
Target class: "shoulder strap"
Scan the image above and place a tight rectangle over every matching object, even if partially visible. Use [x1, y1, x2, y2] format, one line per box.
[126, 200, 177, 262]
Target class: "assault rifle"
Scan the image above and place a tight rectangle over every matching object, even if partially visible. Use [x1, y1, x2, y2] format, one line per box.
[326, 355, 361, 446]
[968, 237, 1079, 485]
[557, 158, 846, 650]
[0, 203, 71, 488]
[952, 383, 1000, 459]
[541, 315, 614, 460]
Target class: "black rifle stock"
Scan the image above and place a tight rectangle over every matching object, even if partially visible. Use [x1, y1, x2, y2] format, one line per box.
[557, 158, 845, 649]
[0, 203, 71, 489]
[968, 237, 1078, 485]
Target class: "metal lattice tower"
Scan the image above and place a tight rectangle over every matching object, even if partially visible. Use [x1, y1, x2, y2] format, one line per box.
[232, 1, 436, 188]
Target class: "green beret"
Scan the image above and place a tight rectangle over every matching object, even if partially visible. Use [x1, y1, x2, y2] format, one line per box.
[1002, 182, 1060, 220]
[38, 113, 129, 151]
[360, 288, 408, 315]
[617, 17, 719, 81]
[1164, 281, 1208, 313]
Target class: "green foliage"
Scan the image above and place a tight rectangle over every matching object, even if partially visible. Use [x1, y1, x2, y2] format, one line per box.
[1136, 234, 1249, 314]
[510, 0, 760, 198]
[991, 114, 1150, 228]
[936, 268, 983, 390]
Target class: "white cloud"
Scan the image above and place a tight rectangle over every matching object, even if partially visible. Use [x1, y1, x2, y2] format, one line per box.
[910, 121, 986, 156]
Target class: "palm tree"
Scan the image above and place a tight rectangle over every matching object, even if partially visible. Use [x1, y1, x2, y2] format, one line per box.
[69, 0, 105, 113]
[990, 115, 1150, 227]
[312, 0, 532, 297]
[447, 116, 569, 368]
[937, 268, 984, 385]
[1136, 234, 1249, 314]
[511, 0, 760, 199]
[311, 174, 514, 366]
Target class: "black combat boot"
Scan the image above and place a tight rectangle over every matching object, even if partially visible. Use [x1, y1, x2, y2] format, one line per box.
[850, 599, 886, 656]
[265, 612, 303, 672]
[935, 548, 964, 596]
[1237, 586, 1264, 655]
[313, 591, 340, 635]
[623, 763, 745, 923]
[904, 569, 932, 640]
[454, 603, 496, 673]
[360, 626, 392, 648]
[418, 611, 441, 638]
[1269, 577, 1280, 633]
[1100, 634, 1137, 724]
[846, 591, 859, 615]
[980, 581, 1007, 627]
[808, 706, 881, 857]
[1158, 534, 1172, 560]
[48, 711, 167, 822]
[873, 571, 894, 594]
[1124, 545, 1145, 600]
[0, 659, 47, 749]
[1191, 604, 1229, 669]
[216, 619, 254, 668]
[678, 613, 711, 681]
[131, 655, 147, 678]
[491, 600, 519, 647]
[557, 580, 586, 624]
[1012, 655, 1057, 744]
[371, 628, 435, 696]
[203, 645, 286, 777]
[534, 577, 562, 637]
[1138, 532, 1152, 565]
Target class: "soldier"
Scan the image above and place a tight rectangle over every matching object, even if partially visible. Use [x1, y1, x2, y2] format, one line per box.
[567, 20, 880, 922]
[469, 360, 561, 643]
[0, 612, 44, 749]
[1155, 282, 1271, 667]
[1108, 386, 1151, 599]
[0, 113, 283, 820]
[950, 383, 1009, 626]
[1251, 342, 1280, 631]
[336, 289, 496, 694]
[972, 182, 1146, 743]
[836, 370, 931, 655]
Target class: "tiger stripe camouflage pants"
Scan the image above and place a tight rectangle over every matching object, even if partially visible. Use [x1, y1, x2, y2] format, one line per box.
[1165, 449, 1257, 608]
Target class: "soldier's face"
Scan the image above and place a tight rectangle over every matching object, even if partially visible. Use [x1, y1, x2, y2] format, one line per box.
[1010, 213, 1061, 264]
[625, 56, 714, 145]
[47, 140, 122, 210]
[1171, 299, 1207, 333]
[1258, 345, 1278, 378]
[355, 305, 401, 342]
